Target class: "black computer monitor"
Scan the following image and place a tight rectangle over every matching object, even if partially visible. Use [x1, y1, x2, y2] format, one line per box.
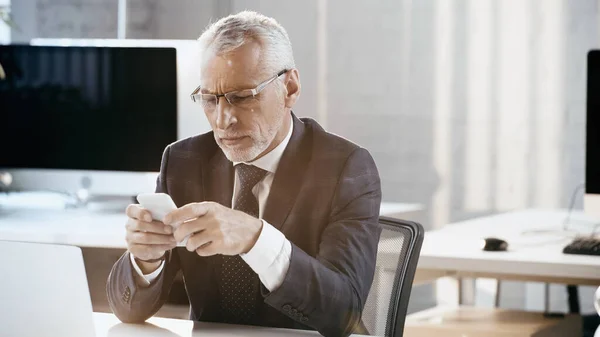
[586, 50, 600, 217]
[0, 45, 177, 195]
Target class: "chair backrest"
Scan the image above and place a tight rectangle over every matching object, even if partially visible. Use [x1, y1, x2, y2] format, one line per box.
[361, 216, 424, 337]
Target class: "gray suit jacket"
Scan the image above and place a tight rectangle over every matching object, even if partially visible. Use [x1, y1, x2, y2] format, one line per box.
[107, 114, 382, 337]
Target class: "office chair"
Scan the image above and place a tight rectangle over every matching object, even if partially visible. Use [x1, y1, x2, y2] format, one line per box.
[361, 216, 424, 337]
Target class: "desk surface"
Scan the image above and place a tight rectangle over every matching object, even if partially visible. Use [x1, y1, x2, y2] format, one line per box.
[414, 209, 600, 284]
[0, 197, 422, 249]
[93, 312, 370, 337]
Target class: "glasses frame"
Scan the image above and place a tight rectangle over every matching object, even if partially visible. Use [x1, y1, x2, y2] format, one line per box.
[190, 69, 289, 108]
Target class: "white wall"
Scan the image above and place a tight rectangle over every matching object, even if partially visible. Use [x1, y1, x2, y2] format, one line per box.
[0, 0, 10, 44]
[10, 0, 218, 40]
[12, 0, 119, 41]
[325, 0, 597, 229]
[230, 0, 320, 122]
[323, 0, 598, 313]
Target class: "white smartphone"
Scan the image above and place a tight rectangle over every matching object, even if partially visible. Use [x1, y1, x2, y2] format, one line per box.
[136, 193, 177, 222]
[136, 192, 187, 247]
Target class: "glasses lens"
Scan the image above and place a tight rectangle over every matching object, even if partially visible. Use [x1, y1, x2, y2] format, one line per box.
[226, 90, 257, 108]
[199, 94, 217, 111]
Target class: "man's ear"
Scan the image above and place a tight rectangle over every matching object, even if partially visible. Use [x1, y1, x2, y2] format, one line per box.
[283, 69, 301, 108]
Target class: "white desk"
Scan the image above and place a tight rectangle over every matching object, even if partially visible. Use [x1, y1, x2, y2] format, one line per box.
[0, 208, 126, 248]
[93, 312, 372, 337]
[413, 209, 600, 286]
[0, 199, 422, 248]
[379, 202, 423, 219]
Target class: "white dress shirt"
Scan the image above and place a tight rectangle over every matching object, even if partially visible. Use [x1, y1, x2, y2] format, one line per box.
[131, 117, 294, 292]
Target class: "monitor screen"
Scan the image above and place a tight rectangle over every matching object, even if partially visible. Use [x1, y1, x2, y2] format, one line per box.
[0, 45, 177, 172]
[588, 50, 600, 194]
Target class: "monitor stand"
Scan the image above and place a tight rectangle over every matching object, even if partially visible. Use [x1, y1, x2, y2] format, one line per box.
[584, 194, 600, 219]
[1, 171, 143, 213]
[83, 195, 135, 214]
[0, 190, 134, 214]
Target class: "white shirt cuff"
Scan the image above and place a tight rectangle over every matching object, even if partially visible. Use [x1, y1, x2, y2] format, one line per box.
[129, 252, 165, 287]
[240, 219, 292, 292]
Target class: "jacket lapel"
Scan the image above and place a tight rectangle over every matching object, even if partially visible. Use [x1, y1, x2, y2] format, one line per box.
[200, 148, 233, 271]
[262, 114, 312, 231]
[203, 148, 234, 208]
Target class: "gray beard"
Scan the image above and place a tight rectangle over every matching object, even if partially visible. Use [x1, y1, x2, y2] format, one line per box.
[218, 110, 286, 163]
[220, 140, 267, 162]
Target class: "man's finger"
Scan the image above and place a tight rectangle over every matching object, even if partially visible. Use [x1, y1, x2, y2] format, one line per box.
[128, 231, 177, 245]
[126, 204, 153, 222]
[129, 243, 176, 259]
[185, 229, 214, 252]
[126, 219, 173, 235]
[164, 202, 212, 227]
[173, 217, 209, 243]
[196, 241, 219, 257]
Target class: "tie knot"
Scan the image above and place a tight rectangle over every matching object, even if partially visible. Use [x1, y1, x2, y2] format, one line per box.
[235, 164, 268, 189]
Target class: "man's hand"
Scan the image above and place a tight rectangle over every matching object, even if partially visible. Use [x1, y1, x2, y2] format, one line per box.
[125, 204, 177, 272]
[163, 201, 263, 256]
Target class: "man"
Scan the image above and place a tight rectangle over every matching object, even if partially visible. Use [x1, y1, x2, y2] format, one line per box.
[107, 11, 382, 337]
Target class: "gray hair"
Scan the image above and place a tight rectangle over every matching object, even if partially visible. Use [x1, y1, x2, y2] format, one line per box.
[198, 11, 295, 74]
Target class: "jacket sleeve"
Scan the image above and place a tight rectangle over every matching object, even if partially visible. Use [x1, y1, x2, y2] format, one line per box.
[106, 144, 182, 323]
[263, 147, 382, 337]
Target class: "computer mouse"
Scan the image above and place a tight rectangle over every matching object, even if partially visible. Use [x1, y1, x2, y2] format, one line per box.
[481, 237, 508, 251]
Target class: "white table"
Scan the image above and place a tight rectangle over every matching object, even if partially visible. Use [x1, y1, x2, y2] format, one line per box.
[93, 312, 371, 337]
[0, 195, 423, 248]
[0, 208, 127, 248]
[413, 209, 600, 286]
[379, 202, 423, 220]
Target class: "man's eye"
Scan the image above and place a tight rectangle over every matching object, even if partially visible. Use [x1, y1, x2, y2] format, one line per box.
[229, 95, 254, 105]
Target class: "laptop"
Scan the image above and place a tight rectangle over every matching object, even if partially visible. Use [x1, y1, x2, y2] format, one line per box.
[0, 240, 96, 337]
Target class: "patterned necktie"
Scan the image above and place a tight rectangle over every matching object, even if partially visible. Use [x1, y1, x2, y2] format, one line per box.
[219, 163, 268, 324]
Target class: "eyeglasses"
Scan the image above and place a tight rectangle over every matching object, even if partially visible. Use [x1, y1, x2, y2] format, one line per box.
[190, 69, 288, 111]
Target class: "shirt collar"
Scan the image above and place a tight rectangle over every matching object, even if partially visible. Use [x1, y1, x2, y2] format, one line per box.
[233, 116, 294, 174]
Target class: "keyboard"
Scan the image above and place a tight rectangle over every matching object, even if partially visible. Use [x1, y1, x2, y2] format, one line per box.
[563, 237, 600, 256]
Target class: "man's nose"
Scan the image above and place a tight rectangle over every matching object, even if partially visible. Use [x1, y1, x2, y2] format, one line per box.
[215, 97, 237, 130]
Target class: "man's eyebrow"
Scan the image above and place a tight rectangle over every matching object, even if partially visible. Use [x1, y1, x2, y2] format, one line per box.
[200, 88, 216, 94]
[200, 84, 254, 95]
[200, 87, 238, 95]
